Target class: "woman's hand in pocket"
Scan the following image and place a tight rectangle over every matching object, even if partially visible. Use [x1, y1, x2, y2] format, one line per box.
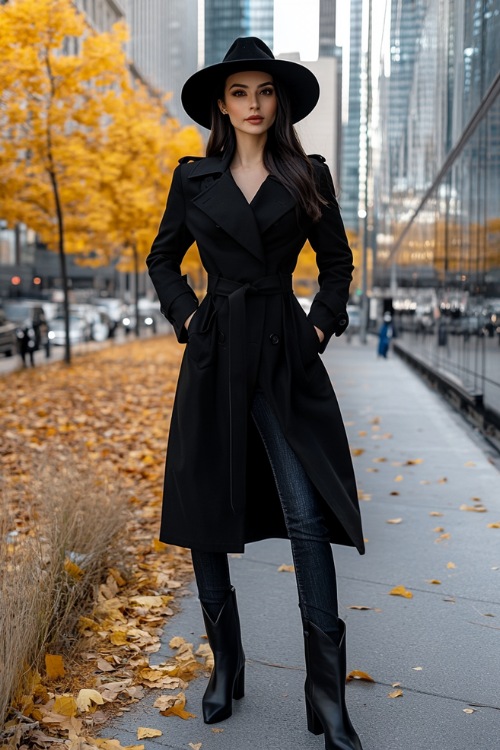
[185, 310, 196, 331]
[314, 326, 324, 343]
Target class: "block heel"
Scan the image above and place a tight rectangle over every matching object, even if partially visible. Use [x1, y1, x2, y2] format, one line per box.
[233, 663, 245, 699]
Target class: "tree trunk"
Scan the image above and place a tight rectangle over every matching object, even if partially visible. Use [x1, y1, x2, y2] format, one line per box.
[133, 245, 140, 338]
[45, 50, 71, 363]
[49, 168, 71, 364]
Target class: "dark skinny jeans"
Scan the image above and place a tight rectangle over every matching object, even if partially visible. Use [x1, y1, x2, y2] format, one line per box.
[191, 389, 339, 637]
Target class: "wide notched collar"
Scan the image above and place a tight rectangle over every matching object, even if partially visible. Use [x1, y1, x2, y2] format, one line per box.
[189, 152, 296, 261]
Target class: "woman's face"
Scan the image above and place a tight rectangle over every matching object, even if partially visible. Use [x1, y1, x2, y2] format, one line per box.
[218, 70, 277, 137]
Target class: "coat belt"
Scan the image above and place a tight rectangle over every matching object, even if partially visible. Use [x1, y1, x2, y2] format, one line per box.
[207, 273, 293, 513]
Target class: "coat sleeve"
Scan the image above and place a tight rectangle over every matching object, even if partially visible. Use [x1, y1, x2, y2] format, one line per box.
[146, 164, 199, 343]
[306, 159, 354, 352]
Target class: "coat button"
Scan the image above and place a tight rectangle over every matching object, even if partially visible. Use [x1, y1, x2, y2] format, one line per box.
[269, 333, 280, 345]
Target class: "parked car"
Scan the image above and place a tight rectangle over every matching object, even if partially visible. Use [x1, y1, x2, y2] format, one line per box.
[48, 315, 89, 346]
[2, 300, 52, 356]
[0, 307, 18, 357]
[68, 304, 112, 341]
[122, 305, 159, 334]
[89, 297, 128, 337]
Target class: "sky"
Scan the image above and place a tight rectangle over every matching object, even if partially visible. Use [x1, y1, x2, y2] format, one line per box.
[274, 0, 388, 65]
[273, 0, 321, 60]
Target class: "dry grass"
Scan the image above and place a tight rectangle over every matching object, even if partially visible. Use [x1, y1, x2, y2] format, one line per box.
[0, 456, 127, 728]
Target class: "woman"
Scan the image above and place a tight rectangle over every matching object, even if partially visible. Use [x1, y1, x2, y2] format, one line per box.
[147, 37, 364, 750]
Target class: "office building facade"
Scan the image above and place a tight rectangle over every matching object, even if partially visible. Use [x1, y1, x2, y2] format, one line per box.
[204, 0, 273, 67]
[374, 0, 500, 419]
[340, 0, 363, 232]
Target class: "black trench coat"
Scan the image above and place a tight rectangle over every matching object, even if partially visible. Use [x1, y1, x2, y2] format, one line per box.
[146, 150, 365, 555]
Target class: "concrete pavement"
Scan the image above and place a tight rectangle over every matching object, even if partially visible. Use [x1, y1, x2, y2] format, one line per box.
[107, 337, 500, 750]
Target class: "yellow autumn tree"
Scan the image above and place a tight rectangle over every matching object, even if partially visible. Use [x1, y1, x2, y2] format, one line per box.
[84, 81, 202, 335]
[0, 0, 131, 362]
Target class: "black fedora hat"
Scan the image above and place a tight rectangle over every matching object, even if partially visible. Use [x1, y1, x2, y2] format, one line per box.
[181, 37, 320, 130]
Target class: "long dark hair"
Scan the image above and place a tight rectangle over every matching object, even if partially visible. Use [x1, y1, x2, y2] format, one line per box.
[206, 76, 327, 222]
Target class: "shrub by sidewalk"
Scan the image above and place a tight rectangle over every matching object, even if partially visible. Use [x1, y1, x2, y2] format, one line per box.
[0, 338, 206, 747]
[0, 460, 126, 730]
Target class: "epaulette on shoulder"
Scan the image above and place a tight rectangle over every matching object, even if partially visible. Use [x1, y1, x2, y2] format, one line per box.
[308, 154, 326, 163]
[178, 155, 203, 164]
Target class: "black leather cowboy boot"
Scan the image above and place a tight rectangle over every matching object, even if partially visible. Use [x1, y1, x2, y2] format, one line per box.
[200, 586, 245, 723]
[303, 618, 363, 750]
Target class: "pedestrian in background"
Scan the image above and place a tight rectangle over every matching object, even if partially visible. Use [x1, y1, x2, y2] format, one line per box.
[17, 319, 37, 367]
[377, 312, 394, 358]
[147, 37, 364, 750]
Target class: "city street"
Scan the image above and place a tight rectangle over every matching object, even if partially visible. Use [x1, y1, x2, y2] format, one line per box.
[0, 319, 171, 376]
[102, 337, 500, 750]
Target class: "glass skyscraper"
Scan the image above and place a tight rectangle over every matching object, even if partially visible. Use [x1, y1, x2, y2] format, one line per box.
[340, 0, 363, 232]
[374, 0, 500, 427]
[204, 0, 273, 67]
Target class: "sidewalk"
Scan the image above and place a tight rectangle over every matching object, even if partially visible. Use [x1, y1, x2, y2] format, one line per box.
[107, 337, 500, 750]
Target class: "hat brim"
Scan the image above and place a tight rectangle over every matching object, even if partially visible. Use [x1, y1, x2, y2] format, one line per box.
[181, 59, 320, 130]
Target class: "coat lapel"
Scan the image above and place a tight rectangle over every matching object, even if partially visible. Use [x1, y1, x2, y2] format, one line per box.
[251, 175, 296, 234]
[190, 155, 264, 262]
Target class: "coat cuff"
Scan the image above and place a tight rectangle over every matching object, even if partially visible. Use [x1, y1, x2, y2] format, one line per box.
[162, 290, 199, 343]
[308, 301, 349, 353]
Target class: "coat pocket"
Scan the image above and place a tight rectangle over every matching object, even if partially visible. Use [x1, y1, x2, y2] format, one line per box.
[187, 294, 217, 369]
[293, 298, 320, 371]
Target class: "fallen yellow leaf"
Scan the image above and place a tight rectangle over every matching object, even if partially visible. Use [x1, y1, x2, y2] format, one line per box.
[95, 741, 144, 750]
[346, 670, 375, 683]
[386, 518, 403, 524]
[459, 504, 487, 513]
[110, 631, 129, 645]
[157, 691, 196, 720]
[189, 744, 202, 750]
[76, 688, 104, 712]
[278, 564, 295, 573]
[433, 526, 445, 532]
[394, 475, 404, 482]
[52, 695, 78, 717]
[64, 558, 85, 580]
[389, 491, 400, 496]
[347, 605, 373, 610]
[435, 533, 451, 542]
[426, 579, 441, 585]
[487, 522, 500, 529]
[405, 459, 423, 465]
[45, 654, 65, 680]
[429, 511, 443, 517]
[447, 562, 456, 569]
[437, 477, 448, 484]
[351, 448, 365, 456]
[137, 728, 162, 739]
[389, 585, 413, 599]
[412, 667, 423, 671]
[463, 708, 476, 714]
[464, 461, 476, 467]
[388, 689, 403, 698]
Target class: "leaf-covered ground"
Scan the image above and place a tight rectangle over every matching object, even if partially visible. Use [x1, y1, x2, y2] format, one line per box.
[0, 336, 211, 748]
